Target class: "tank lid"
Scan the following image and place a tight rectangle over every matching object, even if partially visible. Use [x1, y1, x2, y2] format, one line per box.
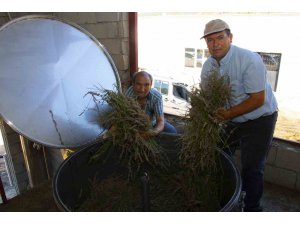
[0, 15, 120, 148]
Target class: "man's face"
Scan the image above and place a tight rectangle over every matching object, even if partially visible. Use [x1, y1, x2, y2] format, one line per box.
[205, 31, 232, 62]
[133, 74, 152, 99]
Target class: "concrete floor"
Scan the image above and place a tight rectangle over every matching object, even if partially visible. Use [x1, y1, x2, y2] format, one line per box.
[262, 182, 300, 212]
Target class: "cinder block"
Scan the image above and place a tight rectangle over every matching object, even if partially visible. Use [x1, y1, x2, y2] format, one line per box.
[264, 165, 297, 189]
[0, 16, 9, 26]
[77, 12, 97, 24]
[120, 13, 128, 21]
[83, 23, 118, 39]
[9, 12, 29, 18]
[111, 54, 129, 71]
[118, 20, 129, 38]
[266, 145, 277, 164]
[95, 12, 120, 22]
[119, 70, 131, 90]
[275, 147, 300, 172]
[119, 70, 130, 82]
[54, 12, 78, 23]
[121, 39, 129, 55]
[100, 39, 122, 54]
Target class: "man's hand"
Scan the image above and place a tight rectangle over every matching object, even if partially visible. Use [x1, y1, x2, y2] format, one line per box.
[214, 90, 266, 122]
[215, 107, 231, 122]
[140, 129, 158, 139]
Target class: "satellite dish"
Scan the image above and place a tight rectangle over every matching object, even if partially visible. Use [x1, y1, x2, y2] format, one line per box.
[0, 15, 121, 148]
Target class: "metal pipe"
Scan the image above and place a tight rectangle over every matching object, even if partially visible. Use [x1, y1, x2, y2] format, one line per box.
[140, 172, 150, 211]
[42, 147, 51, 180]
[128, 12, 138, 76]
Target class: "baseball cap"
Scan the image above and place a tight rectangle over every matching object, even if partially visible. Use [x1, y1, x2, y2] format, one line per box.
[201, 19, 230, 39]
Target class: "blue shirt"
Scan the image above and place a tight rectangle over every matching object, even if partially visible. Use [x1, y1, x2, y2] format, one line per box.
[201, 45, 278, 123]
[124, 86, 164, 126]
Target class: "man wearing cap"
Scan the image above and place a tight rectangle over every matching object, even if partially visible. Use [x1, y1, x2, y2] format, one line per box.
[201, 19, 278, 212]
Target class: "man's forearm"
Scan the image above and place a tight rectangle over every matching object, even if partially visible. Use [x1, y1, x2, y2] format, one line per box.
[152, 122, 164, 135]
[216, 90, 265, 121]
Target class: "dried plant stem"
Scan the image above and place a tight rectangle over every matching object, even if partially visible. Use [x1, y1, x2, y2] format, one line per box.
[88, 87, 169, 179]
[180, 70, 231, 173]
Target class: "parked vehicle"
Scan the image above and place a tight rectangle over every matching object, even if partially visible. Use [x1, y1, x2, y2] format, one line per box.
[152, 75, 191, 117]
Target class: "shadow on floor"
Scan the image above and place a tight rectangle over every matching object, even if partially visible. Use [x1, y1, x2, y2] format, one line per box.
[0, 180, 59, 212]
[262, 182, 300, 212]
[1, 178, 300, 212]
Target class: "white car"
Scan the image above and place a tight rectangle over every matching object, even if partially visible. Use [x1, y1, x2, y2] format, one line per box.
[152, 75, 191, 117]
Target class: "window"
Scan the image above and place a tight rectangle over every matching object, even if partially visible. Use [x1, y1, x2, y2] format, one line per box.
[154, 79, 169, 95]
[184, 48, 195, 67]
[185, 48, 210, 68]
[173, 84, 190, 102]
[196, 49, 203, 68]
[257, 52, 282, 92]
[161, 81, 169, 95]
[154, 80, 161, 92]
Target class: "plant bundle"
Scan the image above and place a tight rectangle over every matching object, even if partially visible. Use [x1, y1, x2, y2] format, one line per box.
[179, 70, 231, 173]
[87, 87, 169, 179]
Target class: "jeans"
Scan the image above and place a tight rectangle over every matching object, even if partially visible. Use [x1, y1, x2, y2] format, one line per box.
[163, 121, 177, 134]
[224, 112, 278, 211]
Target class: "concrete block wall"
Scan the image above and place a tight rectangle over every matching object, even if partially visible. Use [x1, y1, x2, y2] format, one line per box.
[233, 138, 300, 192]
[0, 13, 10, 24]
[265, 139, 300, 191]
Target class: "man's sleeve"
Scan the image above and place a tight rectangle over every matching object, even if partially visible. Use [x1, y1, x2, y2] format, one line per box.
[154, 94, 164, 117]
[243, 54, 266, 93]
[124, 86, 133, 97]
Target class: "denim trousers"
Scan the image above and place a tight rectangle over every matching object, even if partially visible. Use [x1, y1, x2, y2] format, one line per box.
[224, 112, 278, 210]
[163, 121, 177, 133]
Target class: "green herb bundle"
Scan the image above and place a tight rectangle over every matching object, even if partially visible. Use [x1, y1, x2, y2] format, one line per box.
[180, 70, 231, 173]
[88, 87, 168, 179]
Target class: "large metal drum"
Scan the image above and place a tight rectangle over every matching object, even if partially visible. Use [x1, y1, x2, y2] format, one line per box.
[53, 133, 241, 212]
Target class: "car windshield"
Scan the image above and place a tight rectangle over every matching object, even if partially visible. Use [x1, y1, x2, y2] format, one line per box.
[173, 84, 190, 102]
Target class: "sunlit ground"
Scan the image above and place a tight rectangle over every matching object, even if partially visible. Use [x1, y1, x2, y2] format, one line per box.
[273, 94, 300, 142]
[275, 110, 300, 142]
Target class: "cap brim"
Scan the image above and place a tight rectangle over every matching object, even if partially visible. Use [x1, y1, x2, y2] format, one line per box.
[200, 28, 227, 39]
